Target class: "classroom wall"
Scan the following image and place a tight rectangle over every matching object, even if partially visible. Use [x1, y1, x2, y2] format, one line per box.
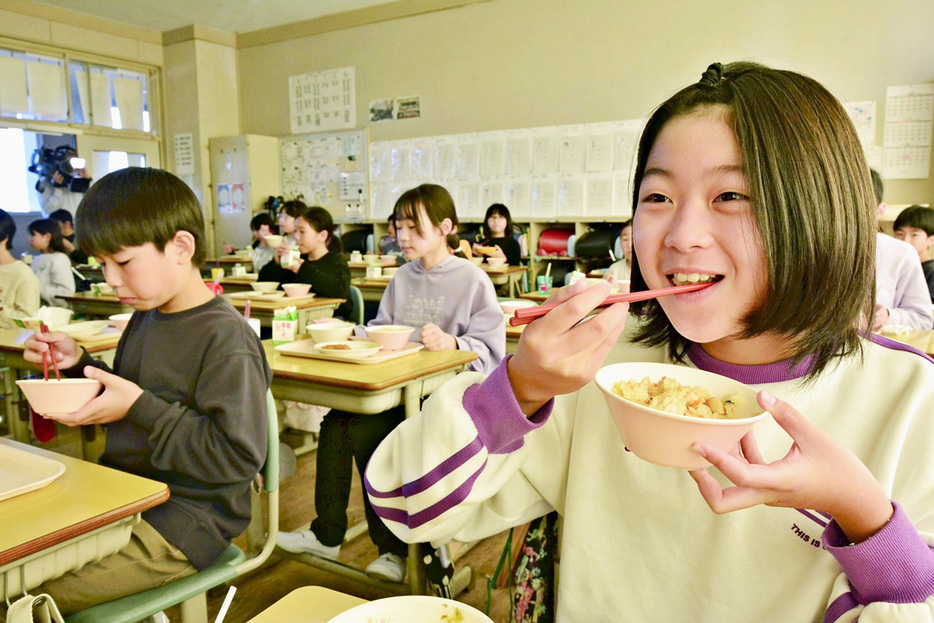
[237, 0, 934, 207]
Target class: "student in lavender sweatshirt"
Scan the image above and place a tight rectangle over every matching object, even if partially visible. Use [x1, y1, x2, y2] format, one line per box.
[365, 63, 934, 621]
[277, 184, 504, 584]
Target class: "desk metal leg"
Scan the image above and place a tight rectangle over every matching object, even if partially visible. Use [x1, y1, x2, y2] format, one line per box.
[402, 381, 428, 594]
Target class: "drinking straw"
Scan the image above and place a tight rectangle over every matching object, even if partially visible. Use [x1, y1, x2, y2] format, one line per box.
[39, 323, 61, 380]
[214, 586, 237, 623]
[508, 282, 714, 327]
[545, 263, 552, 279]
[609, 248, 617, 262]
[244, 300, 251, 321]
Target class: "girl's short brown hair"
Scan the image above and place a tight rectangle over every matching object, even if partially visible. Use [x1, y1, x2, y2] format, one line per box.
[393, 184, 460, 251]
[630, 62, 876, 380]
[76, 167, 206, 265]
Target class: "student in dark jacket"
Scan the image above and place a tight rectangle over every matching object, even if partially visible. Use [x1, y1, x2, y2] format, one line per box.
[258, 205, 353, 319]
[472, 203, 521, 266]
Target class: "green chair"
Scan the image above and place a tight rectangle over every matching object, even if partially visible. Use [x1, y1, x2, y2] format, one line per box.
[349, 285, 365, 325]
[65, 389, 280, 623]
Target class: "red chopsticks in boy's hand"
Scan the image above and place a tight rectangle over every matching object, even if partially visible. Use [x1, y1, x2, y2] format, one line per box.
[39, 322, 61, 381]
[508, 282, 715, 327]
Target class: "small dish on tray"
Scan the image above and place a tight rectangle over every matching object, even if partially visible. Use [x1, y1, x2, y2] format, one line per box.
[312, 340, 383, 360]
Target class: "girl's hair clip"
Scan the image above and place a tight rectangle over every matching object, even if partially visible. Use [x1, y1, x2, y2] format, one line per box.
[698, 62, 724, 89]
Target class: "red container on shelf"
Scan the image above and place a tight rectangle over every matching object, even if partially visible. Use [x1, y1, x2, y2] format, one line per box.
[537, 229, 574, 256]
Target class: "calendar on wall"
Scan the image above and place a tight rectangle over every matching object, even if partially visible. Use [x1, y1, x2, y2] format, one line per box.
[883, 83, 934, 179]
[289, 66, 356, 135]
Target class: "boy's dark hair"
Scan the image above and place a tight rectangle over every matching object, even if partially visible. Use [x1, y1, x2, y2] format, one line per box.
[295, 205, 343, 253]
[393, 184, 460, 251]
[48, 209, 74, 226]
[894, 205, 934, 236]
[250, 212, 275, 232]
[76, 167, 206, 265]
[481, 203, 515, 241]
[629, 61, 876, 381]
[28, 218, 68, 254]
[870, 169, 884, 205]
[0, 209, 15, 251]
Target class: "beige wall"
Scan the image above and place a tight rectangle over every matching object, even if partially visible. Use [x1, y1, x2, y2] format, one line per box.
[237, 0, 934, 206]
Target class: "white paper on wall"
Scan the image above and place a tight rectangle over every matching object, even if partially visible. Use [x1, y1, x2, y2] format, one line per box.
[584, 174, 614, 218]
[26, 59, 67, 120]
[585, 123, 614, 172]
[558, 126, 586, 174]
[843, 100, 877, 146]
[530, 175, 557, 219]
[389, 143, 411, 182]
[410, 140, 433, 179]
[0, 55, 28, 116]
[480, 180, 504, 209]
[479, 132, 505, 177]
[882, 84, 933, 179]
[433, 137, 457, 179]
[289, 66, 356, 134]
[505, 129, 532, 175]
[504, 176, 531, 218]
[613, 172, 634, 219]
[455, 135, 480, 180]
[613, 119, 644, 175]
[369, 142, 391, 182]
[456, 181, 481, 219]
[531, 128, 559, 174]
[556, 174, 584, 217]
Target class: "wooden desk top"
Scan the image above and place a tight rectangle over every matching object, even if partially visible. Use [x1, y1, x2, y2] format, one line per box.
[880, 328, 934, 356]
[0, 328, 120, 356]
[60, 292, 123, 304]
[481, 264, 528, 275]
[505, 323, 525, 339]
[351, 277, 390, 289]
[519, 291, 551, 302]
[229, 296, 345, 313]
[265, 339, 476, 392]
[204, 275, 259, 285]
[206, 256, 251, 264]
[0, 439, 169, 567]
[248, 586, 365, 622]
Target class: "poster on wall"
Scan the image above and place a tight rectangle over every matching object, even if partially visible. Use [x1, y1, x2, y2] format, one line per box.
[396, 95, 421, 120]
[882, 83, 933, 179]
[216, 184, 233, 214]
[289, 66, 356, 134]
[369, 99, 394, 123]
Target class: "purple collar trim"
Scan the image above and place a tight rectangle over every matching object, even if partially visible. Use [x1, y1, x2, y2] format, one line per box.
[687, 343, 816, 384]
[867, 333, 934, 364]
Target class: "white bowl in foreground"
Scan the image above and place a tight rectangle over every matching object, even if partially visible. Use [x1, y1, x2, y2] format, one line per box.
[500, 299, 537, 316]
[16, 378, 103, 416]
[306, 321, 355, 343]
[485, 256, 507, 267]
[327, 595, 494, 623]
[264, 234, 284, 248]
[594, 362, 769, 470]
[59, 320, 110, 340]
[282, 283, 312, 297]
[251, 281, 280, 292]
[364, 325, 415, 351]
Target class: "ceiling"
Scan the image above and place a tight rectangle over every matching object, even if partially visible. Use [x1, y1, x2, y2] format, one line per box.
[28, 0, 405, 34]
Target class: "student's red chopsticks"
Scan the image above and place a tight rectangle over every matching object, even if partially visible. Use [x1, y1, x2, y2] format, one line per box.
[508, 282, 714, 327]
[39, 322, 61, 380]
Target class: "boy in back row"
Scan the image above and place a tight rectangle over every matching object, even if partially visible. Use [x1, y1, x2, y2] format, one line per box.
[20, 168, 271, 614]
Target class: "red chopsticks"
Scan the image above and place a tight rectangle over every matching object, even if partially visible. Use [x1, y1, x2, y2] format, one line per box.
[39, 322, 61, 380]
[508, 282, 714, 327]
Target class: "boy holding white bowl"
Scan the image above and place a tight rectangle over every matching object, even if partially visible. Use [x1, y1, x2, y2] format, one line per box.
[22, 167, 271, 614]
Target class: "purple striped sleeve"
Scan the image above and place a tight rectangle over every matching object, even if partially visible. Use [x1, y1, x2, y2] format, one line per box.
[823, 502, 934, 604]
[463, 355, 553, 454]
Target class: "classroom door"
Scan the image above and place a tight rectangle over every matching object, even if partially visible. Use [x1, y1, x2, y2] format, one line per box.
[75, 135, 161, 183]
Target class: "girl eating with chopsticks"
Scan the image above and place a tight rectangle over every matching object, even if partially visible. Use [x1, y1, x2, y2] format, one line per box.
[364, 62, 934, 620]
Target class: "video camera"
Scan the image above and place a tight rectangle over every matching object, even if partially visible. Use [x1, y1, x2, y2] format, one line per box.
[29, 145, 91, 193]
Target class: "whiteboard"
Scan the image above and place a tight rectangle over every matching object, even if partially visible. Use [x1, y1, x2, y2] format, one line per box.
[279, 128, 369, 221]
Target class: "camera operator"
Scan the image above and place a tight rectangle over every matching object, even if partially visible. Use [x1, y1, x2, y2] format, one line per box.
[32, 147, 91, 218]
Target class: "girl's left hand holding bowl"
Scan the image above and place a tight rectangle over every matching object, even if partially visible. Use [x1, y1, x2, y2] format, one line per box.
[689, 391, 894, 544]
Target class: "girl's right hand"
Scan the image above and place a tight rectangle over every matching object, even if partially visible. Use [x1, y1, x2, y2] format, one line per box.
[24, 331, 82, 370]
[507, 279, 629, 416]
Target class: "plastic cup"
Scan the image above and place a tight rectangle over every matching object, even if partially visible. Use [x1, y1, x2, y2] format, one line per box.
[537, 275, 554, 293]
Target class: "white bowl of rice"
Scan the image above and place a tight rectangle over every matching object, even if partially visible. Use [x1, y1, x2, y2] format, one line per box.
[595, 362, 769, 469]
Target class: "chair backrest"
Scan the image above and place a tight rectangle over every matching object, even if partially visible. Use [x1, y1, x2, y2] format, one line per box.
[349, 285, 365, 325]
[236, 388, 279, 575]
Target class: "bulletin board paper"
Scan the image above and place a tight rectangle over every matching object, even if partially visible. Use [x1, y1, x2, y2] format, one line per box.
[281, 129, 368, 219]
[883, 84, 933, 179]
[289, 66, 356, 134]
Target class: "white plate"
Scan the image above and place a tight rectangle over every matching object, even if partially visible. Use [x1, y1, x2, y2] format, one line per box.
[230, 291, 287, 300]
[328, 595, 494, 623]
[312, 340, 383, 360]
[0, 444, 66, 502]
[59, 320, 110, 339]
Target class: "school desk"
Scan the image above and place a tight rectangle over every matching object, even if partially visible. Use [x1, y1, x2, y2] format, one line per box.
[59, 292, 134, 319]
[520, 290, 550, 303]
[880, 328, 934, 357]
[0, 438, 169, 602]
[348, 259, 398, 279]
[202, 275, 259, 294]
[205, 255, 252, 265]
[247, 586, 365, 622]
[506, 322, 524, 354]
[481, 264, 528, 298]
[0, 328, 120, 458]
[228, 296, 344, 328]
[264, 339, 477, 595]
[350, 277, 389, 302]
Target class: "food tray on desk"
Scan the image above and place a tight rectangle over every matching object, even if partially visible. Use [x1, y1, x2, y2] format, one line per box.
[230, 291, 292, 301]
[0, 444, 66, 502]
[275, 340, 424, 364]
